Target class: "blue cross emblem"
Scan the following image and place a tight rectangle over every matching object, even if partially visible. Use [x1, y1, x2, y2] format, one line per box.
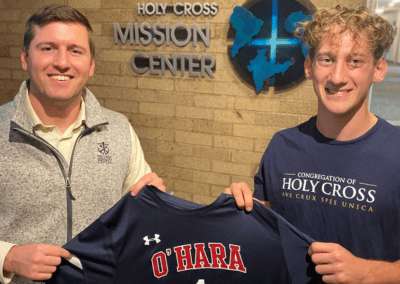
[229, 0, 314, 92]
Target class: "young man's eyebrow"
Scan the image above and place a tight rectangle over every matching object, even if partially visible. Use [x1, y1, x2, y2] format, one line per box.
[348, 51, 368, 57]
[316, 50, 335, 57]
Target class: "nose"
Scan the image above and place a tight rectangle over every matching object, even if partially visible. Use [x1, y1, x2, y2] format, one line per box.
[329, 60, 348, 86]
[53, 48, 70, 71]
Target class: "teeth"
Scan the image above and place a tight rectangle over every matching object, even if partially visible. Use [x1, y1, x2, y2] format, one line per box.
[50, 75, 71, 81]
[326, 88, 348, 95]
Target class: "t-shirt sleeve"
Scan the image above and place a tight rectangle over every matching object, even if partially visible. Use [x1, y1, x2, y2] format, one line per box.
[253, 150, 270, 201]
[46, 219, 116, 284]
[253, 133, 283, 202]
[277, 217, 322, 284]
[46, 258, 87, 284]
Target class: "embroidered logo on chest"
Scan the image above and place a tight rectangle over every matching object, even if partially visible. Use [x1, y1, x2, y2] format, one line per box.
[97, 142, 112, 164]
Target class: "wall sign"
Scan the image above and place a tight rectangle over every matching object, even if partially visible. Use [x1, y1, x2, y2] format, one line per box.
[114, 2, 218, 78]
[228, 0, 316, 93]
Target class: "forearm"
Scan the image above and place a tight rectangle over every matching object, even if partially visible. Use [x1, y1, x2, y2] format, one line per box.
[363, 259, 400, 284]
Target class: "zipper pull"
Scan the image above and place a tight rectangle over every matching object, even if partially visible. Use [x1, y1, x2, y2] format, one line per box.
[66, 177, 76, 200]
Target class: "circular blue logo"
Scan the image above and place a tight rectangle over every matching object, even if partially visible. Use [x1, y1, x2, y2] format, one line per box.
[228, 0, 316, 93]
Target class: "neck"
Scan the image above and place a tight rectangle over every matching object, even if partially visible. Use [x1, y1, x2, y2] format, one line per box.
[316, 110, 377, 141]
[29, 93, 82, 134]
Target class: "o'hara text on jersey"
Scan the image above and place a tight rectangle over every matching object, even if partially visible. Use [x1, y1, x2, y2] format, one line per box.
[151, 243, 247, 278]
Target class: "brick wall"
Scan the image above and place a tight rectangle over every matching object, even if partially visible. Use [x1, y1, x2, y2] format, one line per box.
[0, 0, 364, 204]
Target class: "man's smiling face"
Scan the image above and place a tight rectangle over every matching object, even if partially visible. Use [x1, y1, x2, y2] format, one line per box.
[21, 21, 94, 106]
[305, 29, 386, 118]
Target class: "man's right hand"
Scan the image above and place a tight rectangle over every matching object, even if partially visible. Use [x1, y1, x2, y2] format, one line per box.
[224, 182, 254, 211]
[3, 244, 72, 280]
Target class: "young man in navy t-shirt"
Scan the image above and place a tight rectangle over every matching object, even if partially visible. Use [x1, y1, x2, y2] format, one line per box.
[226, 5, 400, 283]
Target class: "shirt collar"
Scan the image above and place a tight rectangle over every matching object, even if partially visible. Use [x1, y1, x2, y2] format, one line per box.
[25, 89, 86, 131]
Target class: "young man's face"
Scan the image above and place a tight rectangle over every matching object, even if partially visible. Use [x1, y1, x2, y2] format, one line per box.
[21, 21, 95, 106]
[304, 30, 387, 118]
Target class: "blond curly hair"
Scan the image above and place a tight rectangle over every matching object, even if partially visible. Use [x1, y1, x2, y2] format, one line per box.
[296, 5, 394, 62]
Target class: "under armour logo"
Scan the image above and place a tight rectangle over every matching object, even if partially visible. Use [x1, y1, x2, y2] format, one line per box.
[144, 234, 161, 245]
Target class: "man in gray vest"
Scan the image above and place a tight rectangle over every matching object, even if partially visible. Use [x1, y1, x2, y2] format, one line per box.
[0, 5, 164, 283]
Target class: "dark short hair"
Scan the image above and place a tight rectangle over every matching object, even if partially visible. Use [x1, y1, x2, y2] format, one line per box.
[23, 4, 95, 58]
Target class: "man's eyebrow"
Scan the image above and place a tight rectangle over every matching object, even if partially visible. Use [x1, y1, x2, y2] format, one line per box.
[35, 41, 56, 47]
[316, 50, 334, 57]
[35, 42, 87, 50]
[68, 44, 86, 50]
[348, 51, 368, 57]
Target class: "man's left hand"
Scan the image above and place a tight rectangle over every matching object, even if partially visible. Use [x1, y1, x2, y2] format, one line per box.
[309, 242, 370, 283]
[309, 242, 400, 284]
[129, 173, 165, 196]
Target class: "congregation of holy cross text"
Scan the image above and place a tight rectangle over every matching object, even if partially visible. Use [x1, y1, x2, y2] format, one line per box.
[281, 172, 376, 212]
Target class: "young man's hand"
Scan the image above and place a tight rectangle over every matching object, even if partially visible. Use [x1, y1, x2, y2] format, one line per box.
[309, 242, 400, 284]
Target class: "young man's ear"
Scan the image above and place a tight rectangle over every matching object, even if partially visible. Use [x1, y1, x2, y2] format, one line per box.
[372, 56, 388, 83]
[304, 55, 312, 80]
[21, 47, 28, 71]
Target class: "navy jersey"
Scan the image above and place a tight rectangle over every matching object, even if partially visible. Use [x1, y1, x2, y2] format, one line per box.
[47, 186, 321, 284]
[254, 116, 400, 261]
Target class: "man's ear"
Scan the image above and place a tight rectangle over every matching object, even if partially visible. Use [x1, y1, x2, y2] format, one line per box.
[304, 55, 312, 80]
[21, 48, 28, 71]
[372, 56, 388, 83]
[89, 59, 95, 77]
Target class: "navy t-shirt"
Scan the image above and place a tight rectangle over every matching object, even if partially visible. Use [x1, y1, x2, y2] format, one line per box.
[47, 186, 321, 284]
[254, 116, 400, 261]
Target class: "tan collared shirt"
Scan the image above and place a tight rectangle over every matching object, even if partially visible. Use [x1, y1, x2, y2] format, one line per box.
[26, 91, 86, 166]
